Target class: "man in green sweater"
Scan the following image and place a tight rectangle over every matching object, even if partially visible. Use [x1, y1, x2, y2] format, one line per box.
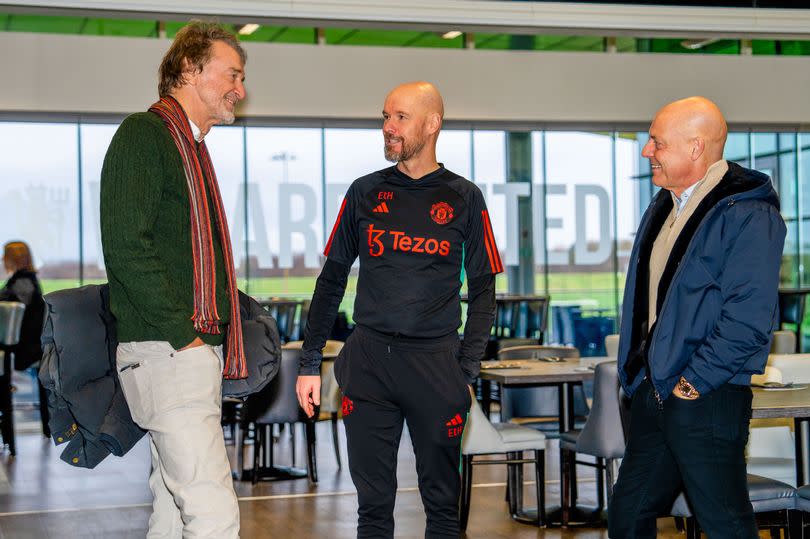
[100, 22, 247, 538]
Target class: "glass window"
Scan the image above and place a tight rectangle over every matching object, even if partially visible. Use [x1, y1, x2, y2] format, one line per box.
[544, 132, 615, 301]
[1, 118, 806, 351]
[323, 128, 390, 319]
[800, 133, 810, 288]
[615, 132, 645, 303]
[437, 129, 472, 179]
[725, 132, 751, 167]
[80, 123, 118, 285]
[324, 128, 389, 187]
[472, 131, 508, 292]
[544, 131, 617, 347]
[0, 122, 80, 293]
[205, 125, 248, 290]
[246, 127, 323, 300]
[531, 131, 547, 294]
[776, 134, 799, 287]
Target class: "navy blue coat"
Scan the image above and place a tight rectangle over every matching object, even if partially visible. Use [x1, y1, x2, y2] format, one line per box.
[618, 162, 786, 399]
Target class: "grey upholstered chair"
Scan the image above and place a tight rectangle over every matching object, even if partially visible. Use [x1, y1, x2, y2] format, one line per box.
[460, 397, 547, 530]
[0, 301, 25, 456]
[670, 474, 795, 538]
[604, 334, 620, 358]
[791, 484, 810, 535]
[559, 360, 624, 525]
[0, 301, 25, 354]
[771, 329, 797, 355]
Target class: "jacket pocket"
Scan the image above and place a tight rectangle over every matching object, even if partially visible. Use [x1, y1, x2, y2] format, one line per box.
[333, 335, 355, 390]
[334, 349, 346, 389]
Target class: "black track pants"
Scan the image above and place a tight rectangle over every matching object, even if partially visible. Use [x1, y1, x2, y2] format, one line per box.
[608, 379, 757, 538]
[334, 326, 472, 539]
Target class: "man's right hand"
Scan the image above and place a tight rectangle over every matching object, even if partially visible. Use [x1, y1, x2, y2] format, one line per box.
[296, 375, 321, 418]
[179, 337, 205, 351]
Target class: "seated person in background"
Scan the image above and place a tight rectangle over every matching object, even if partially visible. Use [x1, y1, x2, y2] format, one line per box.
[1, 240, 47, 436]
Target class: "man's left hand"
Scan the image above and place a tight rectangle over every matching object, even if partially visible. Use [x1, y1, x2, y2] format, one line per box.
[296, 375, 321, 418]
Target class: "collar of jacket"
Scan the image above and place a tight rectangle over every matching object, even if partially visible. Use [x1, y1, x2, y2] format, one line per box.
[624, 161, 779, 382]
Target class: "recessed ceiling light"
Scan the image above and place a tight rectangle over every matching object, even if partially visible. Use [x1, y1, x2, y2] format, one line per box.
[442, 30, 463, 40]
[680, 38, 719, 50]
[238, 24, 260, 36]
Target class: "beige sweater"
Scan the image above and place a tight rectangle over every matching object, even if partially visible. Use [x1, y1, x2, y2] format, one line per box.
[648, 160, 729, 326]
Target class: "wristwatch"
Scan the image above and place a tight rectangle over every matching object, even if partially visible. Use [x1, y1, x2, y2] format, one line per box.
[677, 376, 700, 399]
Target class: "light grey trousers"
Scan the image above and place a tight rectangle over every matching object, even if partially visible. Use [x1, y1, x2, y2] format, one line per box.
[117, 341, 240, 538]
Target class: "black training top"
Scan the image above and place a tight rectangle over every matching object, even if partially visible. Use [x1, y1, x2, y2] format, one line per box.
[323, 165, 503, 337]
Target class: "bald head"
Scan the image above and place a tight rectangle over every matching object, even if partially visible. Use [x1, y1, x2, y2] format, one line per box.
[655, 97, 727, 161]
[386, 81, 445, 119]
[642, 96, 728, 196]
[382, 81, 444, 165]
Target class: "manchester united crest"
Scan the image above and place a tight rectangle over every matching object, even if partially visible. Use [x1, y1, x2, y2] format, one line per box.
[342, 396, 354, 417]
[430, 201, 454, 225]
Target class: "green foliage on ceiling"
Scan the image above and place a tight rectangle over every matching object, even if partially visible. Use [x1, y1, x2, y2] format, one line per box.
[2, 13, 809, 55]
[2, 13, 162, 36]
[325, 28, 463, 48]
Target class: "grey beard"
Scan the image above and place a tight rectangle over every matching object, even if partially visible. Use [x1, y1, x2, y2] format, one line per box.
[384, 138, 425, 163]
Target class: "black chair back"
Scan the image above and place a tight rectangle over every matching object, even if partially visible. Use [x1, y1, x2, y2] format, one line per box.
[492, 296, 549, 340]
[510, 298, 549, 341]
[493, 301, 513, 338]
[243, 348, 304, 425]
[261, 300, 302, 343]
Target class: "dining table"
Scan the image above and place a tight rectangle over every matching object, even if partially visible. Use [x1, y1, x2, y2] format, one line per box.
[752, 385, 810, 486]
[476, 355, 615, 526]
[477, 356, 613, 433]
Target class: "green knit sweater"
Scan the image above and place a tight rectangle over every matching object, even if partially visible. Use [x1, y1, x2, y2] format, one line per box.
[100, 112, 230, 349]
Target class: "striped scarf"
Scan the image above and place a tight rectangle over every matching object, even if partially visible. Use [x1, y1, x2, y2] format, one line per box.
[149, 96, 247, 379]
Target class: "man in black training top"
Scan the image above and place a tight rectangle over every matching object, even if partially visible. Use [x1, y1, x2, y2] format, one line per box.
[296, 81, 503, 538]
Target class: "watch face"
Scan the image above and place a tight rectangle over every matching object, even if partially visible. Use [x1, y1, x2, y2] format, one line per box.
[679, 378, 698, 398]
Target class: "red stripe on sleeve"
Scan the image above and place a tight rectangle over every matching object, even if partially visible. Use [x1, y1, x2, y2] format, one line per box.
[485, 211, 504, 272]
[481, 210, 504, 273]
[482, 221, 497, 274]
[323, 198, 348, 257]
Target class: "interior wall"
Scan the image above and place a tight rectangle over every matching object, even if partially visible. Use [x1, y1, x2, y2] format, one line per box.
[3, 32, 810, 126]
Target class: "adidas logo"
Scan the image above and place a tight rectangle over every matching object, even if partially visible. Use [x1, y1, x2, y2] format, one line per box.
[446, 413, 465, 438]
[373, 202, 390, 213]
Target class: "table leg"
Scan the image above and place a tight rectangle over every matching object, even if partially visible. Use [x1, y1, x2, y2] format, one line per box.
[558, 382, 572, 433]
[796, 417, 810, 487]
[481, 379, 492, 419]
[567, 383, 576, 431]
